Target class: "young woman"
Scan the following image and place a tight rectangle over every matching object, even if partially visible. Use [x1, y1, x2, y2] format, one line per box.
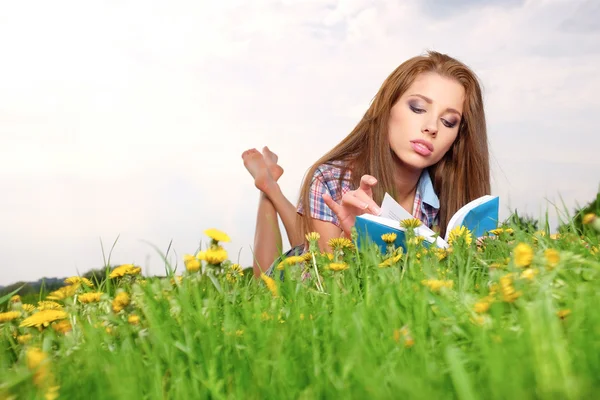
[242, 50, 490, 278]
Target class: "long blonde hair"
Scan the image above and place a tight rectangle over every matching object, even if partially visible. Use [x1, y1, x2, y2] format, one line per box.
[298, 50, 490, 239]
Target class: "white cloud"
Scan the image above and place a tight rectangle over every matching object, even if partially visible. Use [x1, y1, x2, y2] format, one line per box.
[1, 0, 598, 284]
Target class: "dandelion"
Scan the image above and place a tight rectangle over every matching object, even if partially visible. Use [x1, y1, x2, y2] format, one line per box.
[582, 213, 596, 225]
[520, 268, 538, 281]
[20, 310, 68, 329]
[319, 252, 334, 261]
[184, 254, 201, 272]
[37, 301, 63, 311]
[109, 264, 142, 279]
[64, 276, 93, 287]
[305, 232, 320, 242]
[260, 273, 278, 297]
[204, 228, 231, 243]
[0, 311, 21, 323]
[381, 233, 397, 244]
[52, 319, 72, 334]
[17, 334, 32, 344]
[112, 291, 130, 313]
[499, 273, 521, 303]
[448, 226, 473, 246]
[557, 309, 571, 319]
[46, 285, 78, 300]
[128, 314, 140, 325]
[513, 243, 534, 267]
[489, 228, 514, 235]
[433, 248, 448, 261]
[328, 237, 354, 250]
[277, 255, 305, 270]
[544, 249, 560, 269]
[328, 262, 349, 272]
[421, 279, 454, 292]
[226, 264, 245, 283]
[393, 326, 415, 348]
[400, 218, 422, 229]
[303, 252, 314, 262]
[474, 301, 491, 313]
[10, 294, 21, 303]
[408, 236, 426, 246]
[78, 292, 103, 304]
[204, 246, 228, 265]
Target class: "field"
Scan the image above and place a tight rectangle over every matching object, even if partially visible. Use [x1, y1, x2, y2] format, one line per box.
[1, 217, 600, 399]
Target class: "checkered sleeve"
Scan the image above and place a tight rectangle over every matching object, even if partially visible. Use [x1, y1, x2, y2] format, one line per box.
[297, 164, 349, 228]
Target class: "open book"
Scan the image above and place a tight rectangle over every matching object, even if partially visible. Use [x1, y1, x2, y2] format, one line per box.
[354, 193, 499, 250]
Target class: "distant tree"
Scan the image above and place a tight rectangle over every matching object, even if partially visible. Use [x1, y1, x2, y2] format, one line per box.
[504, 209, 539, 233]
[559, 190, 600, 236]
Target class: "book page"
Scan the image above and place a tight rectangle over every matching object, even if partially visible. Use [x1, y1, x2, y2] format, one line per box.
[380, 193, 439, 243]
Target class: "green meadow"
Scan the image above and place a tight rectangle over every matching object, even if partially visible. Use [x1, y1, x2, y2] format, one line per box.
[1, 211, 599, 400]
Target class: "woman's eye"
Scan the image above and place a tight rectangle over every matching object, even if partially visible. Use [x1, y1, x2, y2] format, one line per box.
[410, 105, 425, 113]
[442, 119, 457, 128]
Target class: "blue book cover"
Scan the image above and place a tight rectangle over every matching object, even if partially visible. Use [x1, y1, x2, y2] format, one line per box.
[354, 195, 500, 253]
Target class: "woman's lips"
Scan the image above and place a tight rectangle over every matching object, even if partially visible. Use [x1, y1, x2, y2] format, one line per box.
[410, 139, 434, 156]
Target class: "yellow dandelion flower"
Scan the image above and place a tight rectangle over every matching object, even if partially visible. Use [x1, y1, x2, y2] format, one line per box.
[400, 218, 422, 229]
[305, 232, 320, 242]
[112, 292, 130, 313]
[21, 304, 36, 312]
[196, 250, 206, 261]
[474, 301, 491, 313]
[37, 301, 63, 311]
[381, 233, 397, 244]
[557, 309, 571, 319]
[46, 284, 78, 300]
[10, 294, 21, 303]
[204, 228, 231, 243]
[0, 311, 21, 323]
[421, 279, 454, 292]
[433, 248, 448, 261]
[52, 319, 72, 334]
[378, 258, 394, 268]
[260, 273, 278, 297]
[408, 236, 426, 246]
[320, 252, 334, 261]
[582, 213, 596, 225]
[544, 249, 560, 269]
[302, 252, 314, 262]
[520, 268, 538, 281]
[489, 228, 514, 235]
[448, 226, 473, 246]
[277, 255, 306, 270]
[184, 254, 201, 272]
[591, 246, 598, 255]
[513, 243, 534, 267]
[109, 264, 142, 279]
[20, 310, 68, 329]
[78, 292, 103, 304]
[328, 237, 354, 250]
[549, 233, 560, 240]
[17, 334, 32, 344]
[128, 314, 140, 325]
[26, 347, 51, 387]
[64, 276, 93, 287]
[226, 264, 245, 283]
[499, 273, 521, 303]
[328, 262, 349, 272]
[204, 246, 228, 265]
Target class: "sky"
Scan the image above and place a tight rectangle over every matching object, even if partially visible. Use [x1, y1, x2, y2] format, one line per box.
[1, 0, 599, 285]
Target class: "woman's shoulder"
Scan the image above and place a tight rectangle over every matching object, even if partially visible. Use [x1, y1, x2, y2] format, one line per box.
[313, 160, 352, 181]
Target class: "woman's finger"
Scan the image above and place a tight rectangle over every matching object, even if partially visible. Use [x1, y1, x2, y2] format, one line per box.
[352, 190, 382, 215]
[340, 191, 372, 213]
[322, 193, 342, 215]
[359, 175, 377, 197]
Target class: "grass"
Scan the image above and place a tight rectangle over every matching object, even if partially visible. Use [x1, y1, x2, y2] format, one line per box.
[1, 222, 599, 399]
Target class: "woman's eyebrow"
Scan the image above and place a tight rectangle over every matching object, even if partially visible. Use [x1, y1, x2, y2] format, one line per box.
[409, 93, 462, 118]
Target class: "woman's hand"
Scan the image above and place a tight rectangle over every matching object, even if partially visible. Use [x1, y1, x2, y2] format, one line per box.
[322, 174, 382, 238]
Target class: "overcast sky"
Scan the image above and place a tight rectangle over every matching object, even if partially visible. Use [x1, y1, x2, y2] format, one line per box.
[1, 0, 599, 285]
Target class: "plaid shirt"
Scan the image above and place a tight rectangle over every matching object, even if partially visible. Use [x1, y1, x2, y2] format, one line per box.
[297, 162, 440, 229]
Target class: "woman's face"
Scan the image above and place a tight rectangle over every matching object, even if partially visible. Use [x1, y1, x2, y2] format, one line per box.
[388, 72, 465, 172]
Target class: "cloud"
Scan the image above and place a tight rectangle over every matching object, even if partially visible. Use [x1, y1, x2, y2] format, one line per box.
[0, 0, 598, 284]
